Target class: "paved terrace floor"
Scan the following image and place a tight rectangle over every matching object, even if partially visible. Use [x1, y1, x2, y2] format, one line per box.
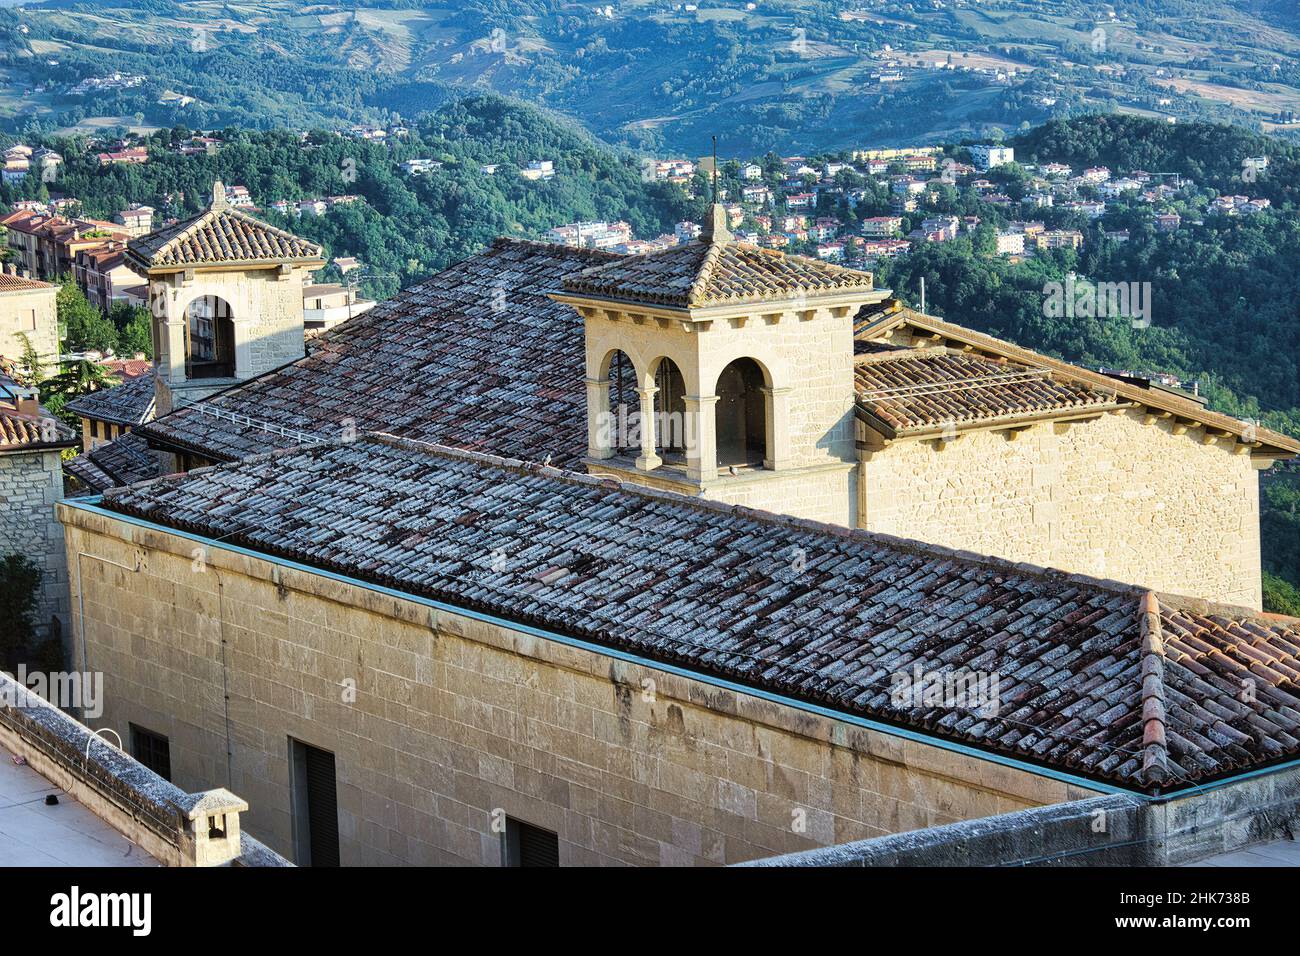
[1184, 839, 1300, 867]
[0, 745, 158, 866]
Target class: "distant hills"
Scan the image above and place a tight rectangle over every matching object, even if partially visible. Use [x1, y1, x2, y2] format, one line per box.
[7, 1, 1300, 152]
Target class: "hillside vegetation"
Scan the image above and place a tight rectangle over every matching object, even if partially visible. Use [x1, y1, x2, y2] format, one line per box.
[5, 93, 698, 296]
[8, 1, 1300, 151]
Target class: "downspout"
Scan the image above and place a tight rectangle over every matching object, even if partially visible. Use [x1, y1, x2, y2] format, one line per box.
[215, 570, 234, 791]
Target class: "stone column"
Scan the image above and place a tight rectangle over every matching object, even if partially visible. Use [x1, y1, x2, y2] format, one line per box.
[161, 279, 186, 385]
[586, 375, 613, 460]
[635, 385, 661, 471]
[232, 315, 254, 379]
[684, 394, 719, 483]
[763, 385, 795, 470]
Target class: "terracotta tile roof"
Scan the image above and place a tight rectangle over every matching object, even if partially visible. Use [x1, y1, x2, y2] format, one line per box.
[857, 301, 1300, 458]
[96, 433, 1300, 795]
[65, 433, 160, 491]
[122, 238, 1297, 489]
[136, 239, 618, 468]
[63, 450, 115, 492]
[855, 348, 1120, 435]
[0, 209, 45, 234]
[0, 408, 75, 450]
[0, 272, 53, 293]
[562, 236, 876, 308]
[0, 371, 75, 450]
[65, 373, 156, 427]
[126, 187, 322, 270]
[101, 358, 153, 379]
[1157, 603, 1300, 780]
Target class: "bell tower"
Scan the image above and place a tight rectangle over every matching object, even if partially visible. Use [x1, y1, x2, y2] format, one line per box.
[126, 182, 325, 416]
[551, 205, 890, 525]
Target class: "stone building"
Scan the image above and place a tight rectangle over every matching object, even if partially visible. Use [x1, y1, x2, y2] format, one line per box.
[73, 221, 1300, 606]
[92, 208, 1296, 608]
[0, 372, 77, 649]
[56, 211, 1300, 865]
[0, 269, 58, 372]
[59, 435, 1300, 865]
[125, 182, 323, 421]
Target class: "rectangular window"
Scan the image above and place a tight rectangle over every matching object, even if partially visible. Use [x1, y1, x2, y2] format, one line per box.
[130, 724, 171, 781]
[503, 818, 559, 867]
[290, 739, 340, 867]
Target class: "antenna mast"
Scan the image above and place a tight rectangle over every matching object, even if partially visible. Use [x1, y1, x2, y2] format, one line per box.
[711, 135, 719, 205]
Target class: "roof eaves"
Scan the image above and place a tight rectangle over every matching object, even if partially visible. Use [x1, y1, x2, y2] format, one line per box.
[897, 313, 1300, 457]
[857, 399, 1129, 440]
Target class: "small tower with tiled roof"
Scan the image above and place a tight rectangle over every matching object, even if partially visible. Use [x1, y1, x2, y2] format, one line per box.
[127, 181, 324, 416]
[552, 204, 890, 524]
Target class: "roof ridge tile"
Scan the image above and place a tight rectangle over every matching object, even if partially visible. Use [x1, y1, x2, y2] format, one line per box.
[1140, 592, 1171, 788]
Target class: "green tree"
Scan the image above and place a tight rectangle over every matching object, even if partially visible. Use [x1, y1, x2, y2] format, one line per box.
[57, 281, 118, 355]
[0, 555, 40, 674]
[13, 333, 43, 386]
[110, 303, 154, 359]
[1263, 571, 1300, 617]
[40, 358, 118, 427]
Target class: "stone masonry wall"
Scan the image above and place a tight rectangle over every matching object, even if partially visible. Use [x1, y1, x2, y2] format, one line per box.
[860, 409, 1263, 608]
[1, 449, 70, 642]
[585, 307, 859, 469]
[0, 287, 58, 369]
[60, 505, 1100, 866]
[703, 462, 855, 527]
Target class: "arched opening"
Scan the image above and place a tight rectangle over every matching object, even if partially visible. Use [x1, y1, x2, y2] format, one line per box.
[185, 295, 235, 379]
[715, 358, 767, 468]
[652, 357, 687, 460]
[603, 348, 639, 455]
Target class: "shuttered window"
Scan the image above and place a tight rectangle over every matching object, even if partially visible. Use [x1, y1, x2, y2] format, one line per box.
[505, 818, 559, 867]
[130, 725, 171, 781]
[291, 740, 340, 867]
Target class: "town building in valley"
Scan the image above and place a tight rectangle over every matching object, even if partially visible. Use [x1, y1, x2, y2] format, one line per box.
[0, 269, 58, 369]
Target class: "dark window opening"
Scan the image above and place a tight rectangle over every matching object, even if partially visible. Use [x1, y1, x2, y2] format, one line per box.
[504, 818, 559, 867]
[130, 724, 171, 781]
[654, 358, 687, 458]
[715, 358, 767, 468]
[291, 739, 340, 867]
[606, 350, 638, 454]
[185, 295, 235, 379]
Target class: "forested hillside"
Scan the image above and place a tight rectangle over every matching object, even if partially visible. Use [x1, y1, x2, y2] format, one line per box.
[4, 106, 1298, 607]
[4, 93, 699, 296]
[8, 1, 1300, 152]
[872, 116, 1300, 604]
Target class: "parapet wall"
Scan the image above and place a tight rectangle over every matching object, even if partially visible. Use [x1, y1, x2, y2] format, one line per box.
[0, 670, 289, 866]
[744, 766, 1300, 866]
[741, 794, 1148, 866]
